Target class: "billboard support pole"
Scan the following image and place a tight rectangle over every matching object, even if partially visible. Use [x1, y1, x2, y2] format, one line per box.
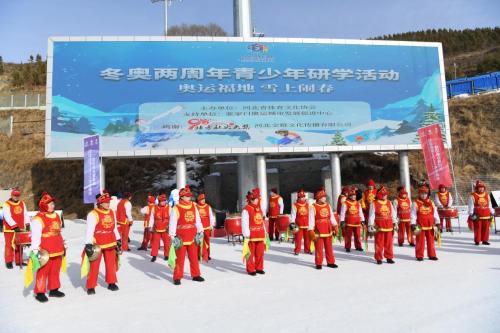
[330, 153, 341, 211]
[399, 151, 411, 197]
[176, 156, 187, 189]
[235, 0, 259, 211]
[99, 158, 105, 192]
[233, 0, 253, 37]
[256, 155, 268, 213]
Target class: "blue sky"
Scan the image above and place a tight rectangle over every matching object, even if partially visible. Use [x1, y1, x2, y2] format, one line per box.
[1, 0, 499, 63]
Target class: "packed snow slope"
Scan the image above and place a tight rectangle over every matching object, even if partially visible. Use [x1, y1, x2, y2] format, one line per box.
[0, 217, 499, 333]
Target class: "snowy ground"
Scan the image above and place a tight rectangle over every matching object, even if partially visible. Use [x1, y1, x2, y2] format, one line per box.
[1, 216, 499, 333]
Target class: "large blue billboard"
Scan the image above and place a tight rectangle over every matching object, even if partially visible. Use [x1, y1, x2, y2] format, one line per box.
[46, 37, 449, 158]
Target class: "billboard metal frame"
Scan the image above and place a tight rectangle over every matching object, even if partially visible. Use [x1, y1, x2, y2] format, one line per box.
[45, 36, 450, 160]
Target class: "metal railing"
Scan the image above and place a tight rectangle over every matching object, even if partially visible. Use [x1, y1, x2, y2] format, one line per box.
[451, 175, 500, 206]
[0, 93, 46, 109]
[447, 71, 500, 98]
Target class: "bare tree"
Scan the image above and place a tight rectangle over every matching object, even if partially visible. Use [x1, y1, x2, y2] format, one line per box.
[167, 23, 227, 37]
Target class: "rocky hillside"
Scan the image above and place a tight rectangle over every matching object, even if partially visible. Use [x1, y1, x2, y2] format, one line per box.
[1, 93, 498, 217]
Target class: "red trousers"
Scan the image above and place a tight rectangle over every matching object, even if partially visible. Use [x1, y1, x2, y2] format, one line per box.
[315, 236, 335, 266]
[473, 219, 491, 243]
[294, 228, 311, 254]
[439, 218, 452, 231]
[246, 240, 265, 273]
[173, 243, 201, 280]
[268, 217, 280, 240]
[374, 231, 394, 261]
[344, 226, 362, 250]
[118, 224, 131, 251]
[416, 229, 436, 259]
[398, 222, 414, 245]
[86, 248, 118, 289]
[3, 232, 22, 264]
[203, 229, 211, 258]
[151, 232, 170, 257]
[141, 228, 152, 248]
[35, 256, 62, 293]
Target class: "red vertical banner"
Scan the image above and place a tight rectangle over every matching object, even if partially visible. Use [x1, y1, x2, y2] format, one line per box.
[418, 124, 453, 190]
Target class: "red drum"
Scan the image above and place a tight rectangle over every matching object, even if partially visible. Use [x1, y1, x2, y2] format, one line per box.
[276, 215, 290, 233]
[438, 208, 459, 219]
[15, 231, 31, 246]
[224, 217, 242, 236]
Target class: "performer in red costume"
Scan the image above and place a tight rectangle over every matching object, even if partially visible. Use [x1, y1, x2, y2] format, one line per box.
[394, 187, 415, 247]
[434, 184, 454, 232]
[30, 192, 66, 303]
[336, 186, 349, 215]
[290, 189, 311, 255]
[169, 186, 205, 285]
[411, 185, 440, 261]
[340, 186, 364, 252]
[138, 194, 156, 250]
[3, 188, 31, 268]
[368, 186, 397, 265]
[150, 194, 170, 262]
[196, 193, 215, 260]
[267, 188, 284, 241]
[467, 180, 495, 246]
[242, 191, 267, 275]
[309, 188, 338, 270]
[116, 192, 133, 252]
[84, 191, 121, 295]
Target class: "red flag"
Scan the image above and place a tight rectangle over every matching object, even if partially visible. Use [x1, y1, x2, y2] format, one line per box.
[418, 124, 453, 190]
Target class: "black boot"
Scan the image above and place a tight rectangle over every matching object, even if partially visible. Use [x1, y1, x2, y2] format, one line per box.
[137, 246, 146, 251]
[151, 256, 156, 262]
[327, 263, 338, 268]
[355, 248, 363, 251]
[107, 283, 119, 291]
[192, 276, 205, 282]
[376, 260, 383, 265]
[410, 243, 415, 247]
[482, 241, 490, 245]
[398, 244, 403, 247]
[49, 289, 65, 297]
[417, 258, 424, 261]
[248, 271, 257, 276]
[35, 293, 48, 303]
[345, 248, 351, 252]
[87, 288, 95, 295]
[164, 256, 168, 261]
[429, 257, 439, 261]
[315, 265, 322, 270]
[474, 242, 479, 245]
[256, 270, 265, 274]
[387, 259, 395, 264]
[174, 279, 181, 285]
[208, 256, 212, 260]
[6, 262, 13, 269]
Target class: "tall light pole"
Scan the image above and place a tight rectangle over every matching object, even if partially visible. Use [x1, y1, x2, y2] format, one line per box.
[151, 0, 183, 36]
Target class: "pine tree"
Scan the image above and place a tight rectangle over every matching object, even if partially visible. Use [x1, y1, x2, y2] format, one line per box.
[414, 104, 447, 143]
[331, 131, 347, 145]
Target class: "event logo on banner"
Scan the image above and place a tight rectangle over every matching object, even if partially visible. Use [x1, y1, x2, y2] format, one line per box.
[418, 124, 452, 189]
[83, 135, 100, 203]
